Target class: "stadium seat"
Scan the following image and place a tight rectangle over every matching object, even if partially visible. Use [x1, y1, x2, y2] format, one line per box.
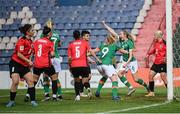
[134, 22, 142, 29]
[21, 18, 29, 25]
[6, 42, 14, 50]
[0, 31, 6, 37]
[25, 11, 33, 18]
[18, 11, 25, 19]
[0, 19, 6, 24]
[6, 31, 14, 37]
[0, 42, 6, 49]
[29, 18, 37, 24]
[10, 11, 18, 19]
[1, 37, 10, 43]
[131, 28, 139, 35]
[22, 7, 30, 13]
[34, 24, 41, 30]
[0, 0, 146, 70]
[14, 31, 21, 37]
[10, 36, 18, 43]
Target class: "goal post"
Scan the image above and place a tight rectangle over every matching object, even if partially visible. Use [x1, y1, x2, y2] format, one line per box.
[166, 0, 174, 101]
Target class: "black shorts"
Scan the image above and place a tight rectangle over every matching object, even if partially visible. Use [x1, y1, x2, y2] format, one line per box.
[70, 67, 89, 78]
[87, 66, 91, 74]
[33, 65, 56, 77]
[150, 63, 167, 73]
[9, 60, 30, 78]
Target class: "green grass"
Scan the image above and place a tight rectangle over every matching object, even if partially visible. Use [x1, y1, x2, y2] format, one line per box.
[0, 87, 179, 113]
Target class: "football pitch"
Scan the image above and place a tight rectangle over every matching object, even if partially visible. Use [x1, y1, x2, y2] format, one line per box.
[0, 87, 179, 113]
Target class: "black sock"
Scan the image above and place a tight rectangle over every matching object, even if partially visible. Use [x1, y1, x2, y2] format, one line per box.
[79, 79, 84, 93]
[26, 88, 30, 95]
[52, 80, 57, 95]
[10, 92, 16, 101]
[149, 81, 154, 92]
[34, 82, 37, 86]
[165, 84, 167, 88]
[28, 87, 35, 101]
[74, 81, 81, 96]
[84, 82, 90, 89]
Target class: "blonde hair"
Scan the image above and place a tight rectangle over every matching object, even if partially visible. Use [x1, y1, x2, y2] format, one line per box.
[154, 30, 163, 38]
[46, 19, 53, 29]
[107, 34, 116, 44]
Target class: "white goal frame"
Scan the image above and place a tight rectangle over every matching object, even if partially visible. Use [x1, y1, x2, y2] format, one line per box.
[166, 0, 173, 101]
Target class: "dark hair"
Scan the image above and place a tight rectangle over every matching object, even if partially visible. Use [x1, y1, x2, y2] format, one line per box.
[73, 30, 80, 40]
[19, 24, 32, 35]
[43, 26, 51, 36]
[81, 30, 90, 37]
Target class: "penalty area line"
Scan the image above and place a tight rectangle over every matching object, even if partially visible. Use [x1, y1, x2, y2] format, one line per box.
[103, 101, 170, 113]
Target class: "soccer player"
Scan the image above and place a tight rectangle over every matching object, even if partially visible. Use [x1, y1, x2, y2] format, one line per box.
[68, 30, 101, 101]
[41, 19, 63, 100]
[79, 30, 95, 97]
[116, 31, 150, 93]
[145, 30, 167, 97]
[95, 21, 135, 97]
[6, 24, 38, 107]
[33, 26, 58, 100]
[94, 34, 127, 100]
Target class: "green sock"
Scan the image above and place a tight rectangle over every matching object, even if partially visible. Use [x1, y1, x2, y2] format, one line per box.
[119, 76, 132, 89]
[57, 79, 62, 95]
[43, 77, 50, 94]
[136, 79, 149, 90]
[112, 81, 118, 97]
[96, 77, 108, 93]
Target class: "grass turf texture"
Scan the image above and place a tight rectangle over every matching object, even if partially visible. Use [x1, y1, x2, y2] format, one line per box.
[0, 87, 179, 113]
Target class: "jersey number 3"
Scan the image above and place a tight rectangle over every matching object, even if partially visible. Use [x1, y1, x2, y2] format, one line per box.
[37, 44, 42, 57]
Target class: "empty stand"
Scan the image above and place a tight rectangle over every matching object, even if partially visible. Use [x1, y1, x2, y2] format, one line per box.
[0, 0, 145, 70]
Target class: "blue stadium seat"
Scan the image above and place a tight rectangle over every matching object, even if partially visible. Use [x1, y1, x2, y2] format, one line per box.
[0, 0, 145, 70]
[0, 31, 6, 37]
[6, 31, 14, 37]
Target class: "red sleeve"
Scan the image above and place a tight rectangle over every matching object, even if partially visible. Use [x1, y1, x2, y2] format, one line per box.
[148, 48, 155, 55]
[86, 41, 91, 51]
[49, 41, 54, 52]
[16, 39, 25, 53]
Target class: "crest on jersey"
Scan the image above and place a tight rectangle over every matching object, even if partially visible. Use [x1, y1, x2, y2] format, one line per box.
[20, 46, 24, 50]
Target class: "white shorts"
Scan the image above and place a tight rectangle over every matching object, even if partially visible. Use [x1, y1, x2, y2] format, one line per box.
[51, 58, 61, 73]
[97, 64, 117, 78]
[116, 60, 138, 74]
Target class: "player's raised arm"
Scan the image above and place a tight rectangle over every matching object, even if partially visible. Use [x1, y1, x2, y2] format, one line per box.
[102, 21, 119, 40]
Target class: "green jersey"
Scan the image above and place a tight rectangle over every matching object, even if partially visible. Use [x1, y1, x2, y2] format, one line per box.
[40, 30, 60, 58]
[120, 39, 136, 62]
[98, 43, 120, 65]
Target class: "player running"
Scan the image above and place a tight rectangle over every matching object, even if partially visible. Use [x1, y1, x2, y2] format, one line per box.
[6, 24, 38, 107]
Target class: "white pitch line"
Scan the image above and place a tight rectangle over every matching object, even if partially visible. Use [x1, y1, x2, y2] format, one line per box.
[102, 101, 171, 113]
